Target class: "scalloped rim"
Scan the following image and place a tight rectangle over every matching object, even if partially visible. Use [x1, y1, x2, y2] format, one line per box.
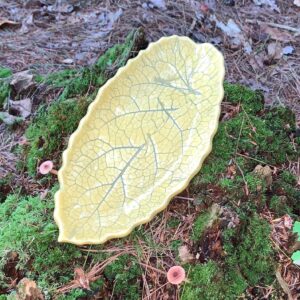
[54, 35, 225, 245]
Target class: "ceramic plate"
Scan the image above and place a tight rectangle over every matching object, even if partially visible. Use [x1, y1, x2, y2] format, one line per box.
[54, 36, 225, 245]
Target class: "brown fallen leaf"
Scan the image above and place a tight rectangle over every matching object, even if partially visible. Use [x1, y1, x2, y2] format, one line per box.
[276, 269, 293, 300]
[226, 164, 236, 179]
[267, 42, 282, 60]
[16, 278, 44, 300]
[262, 25, 294, 42]
[9, 98, 32, 118]
[74, 268, 90, 290]
[10, 71, 35, 95]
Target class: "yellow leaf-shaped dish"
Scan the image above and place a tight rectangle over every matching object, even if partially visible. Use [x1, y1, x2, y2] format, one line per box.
[54, 36, 225, 245]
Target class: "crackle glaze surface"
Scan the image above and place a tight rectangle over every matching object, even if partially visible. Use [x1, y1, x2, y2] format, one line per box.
[54, 36, 225, 245]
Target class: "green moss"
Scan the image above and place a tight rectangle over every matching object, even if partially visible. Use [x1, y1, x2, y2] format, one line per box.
[244, 173, 266, 194]
[0, 67, 12, 109]
[192, 83, 298, 204]
[269, 195, 292, 216]
[223, 214, 275, 286]
[181, 261, 246, 300]
[182, 214, 274, 299]
[104, 254, 141, 300]
[0, 187, 83, 292]
[0, 174, 13, 203]
[191, 211, 212, 241]
[272, 171, 300, 216]
[170, 239, 182, 252]
[167, 217, 181, 228]
[224, 82, 264, 114]
[24, 29, 144, 176]
[0, 68, 12, 79]
[57, 278, 105, 300]
[57, 289, 86, 300]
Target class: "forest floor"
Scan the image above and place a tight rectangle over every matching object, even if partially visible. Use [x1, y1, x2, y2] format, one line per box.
[0, 1, 299, 299]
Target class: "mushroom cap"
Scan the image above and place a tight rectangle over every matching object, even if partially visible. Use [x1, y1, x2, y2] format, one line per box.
[39, 160, 54, 174]
[18, 136, 28, 145]
[167, 266, 186, 285]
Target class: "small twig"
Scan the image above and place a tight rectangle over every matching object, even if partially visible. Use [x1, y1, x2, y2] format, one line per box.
[143, 282, 169, 300]
[236, 153, 280, 170]
[138, 262, 166, 275]
[246, 19, 300, 34]
[233, 158, 249, 196]
[174, 196, 194, 201]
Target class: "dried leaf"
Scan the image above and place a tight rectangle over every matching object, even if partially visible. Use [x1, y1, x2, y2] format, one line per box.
[275, 269, 293, 300]
[267, 42, 282, 60]
[262, 25, 293, 42]
[20, 14, 34, 34]
[215, 18, 241, 40]
[283, 215, 293, 229]
[9, 98, 32, 118]
[178, 245, 194, 263]
[10, 71, 34, 95]
[74, 268, 90, 289]
[226, 164, 236, 178]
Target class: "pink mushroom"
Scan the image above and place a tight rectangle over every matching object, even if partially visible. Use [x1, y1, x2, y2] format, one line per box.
[167, 266, 186, 285]
[18, 136, 29, 146]
[39, 160, 58, 176]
